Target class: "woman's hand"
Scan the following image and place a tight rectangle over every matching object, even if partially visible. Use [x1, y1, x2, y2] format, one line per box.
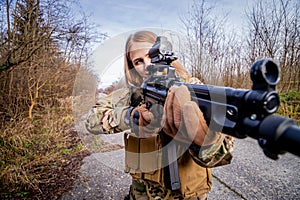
[130, 104, 160, 137]
[162, 85, 221, 146]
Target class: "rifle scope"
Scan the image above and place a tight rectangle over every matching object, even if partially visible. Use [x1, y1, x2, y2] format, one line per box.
[140, 36, 300, 159]
[250, 58, 280, 91]
[246, 59, 281, 116]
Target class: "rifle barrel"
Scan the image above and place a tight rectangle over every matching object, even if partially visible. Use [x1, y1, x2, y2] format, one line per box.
[258, 115, 300, 158]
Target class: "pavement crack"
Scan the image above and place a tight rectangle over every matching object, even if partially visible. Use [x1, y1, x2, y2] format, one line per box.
[212, 174, 247, 200]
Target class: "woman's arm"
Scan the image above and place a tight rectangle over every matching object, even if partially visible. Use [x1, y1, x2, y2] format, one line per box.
[189, 134, 234, 168]
[85, 87, 130, 134]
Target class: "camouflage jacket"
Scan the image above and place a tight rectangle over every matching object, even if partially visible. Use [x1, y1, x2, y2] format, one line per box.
[85, 79, 234, 198]
[85, 84, 234, 168]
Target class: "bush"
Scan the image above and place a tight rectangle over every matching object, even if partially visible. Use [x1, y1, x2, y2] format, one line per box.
[0, 98, 89, 199]
[278, 90, 300, 125]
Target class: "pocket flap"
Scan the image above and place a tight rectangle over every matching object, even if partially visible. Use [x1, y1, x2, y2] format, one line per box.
[139, 135, 161, 173]
[124, 132, 140, 170]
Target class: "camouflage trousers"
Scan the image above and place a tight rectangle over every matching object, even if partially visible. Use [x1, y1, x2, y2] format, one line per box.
[129, 180, 208, 200]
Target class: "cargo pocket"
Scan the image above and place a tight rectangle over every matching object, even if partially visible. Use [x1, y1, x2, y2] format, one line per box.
[124, 132, 164, 186]
[124, 132, 140, 172]
[139, 135, 163, 184]
[139, 136, 160, 172]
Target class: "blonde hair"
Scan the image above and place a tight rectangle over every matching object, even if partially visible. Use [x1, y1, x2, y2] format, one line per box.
[124, 30, 191, 86]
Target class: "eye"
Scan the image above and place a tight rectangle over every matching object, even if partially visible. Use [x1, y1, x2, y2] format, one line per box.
[133, 58, 144, 66]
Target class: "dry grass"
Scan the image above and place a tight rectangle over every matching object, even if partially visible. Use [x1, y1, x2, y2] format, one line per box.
[0, 98, 90, 199]
[0, 90, 298, 199]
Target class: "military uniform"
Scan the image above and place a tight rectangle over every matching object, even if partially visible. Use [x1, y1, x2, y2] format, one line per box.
[86, 81, 234, 199]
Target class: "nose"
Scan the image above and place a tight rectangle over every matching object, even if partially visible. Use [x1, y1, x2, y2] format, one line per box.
[144, 56, 151, 66]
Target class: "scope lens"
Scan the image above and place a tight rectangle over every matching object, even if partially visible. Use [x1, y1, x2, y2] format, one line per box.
[250, 58, 280, 88]
[263, 60, 280, 85]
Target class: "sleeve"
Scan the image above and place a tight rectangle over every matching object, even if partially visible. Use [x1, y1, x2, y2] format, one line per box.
[189, 134, 234, 168]
[185, 77, 234, 168]
[85, 87, 131, 134]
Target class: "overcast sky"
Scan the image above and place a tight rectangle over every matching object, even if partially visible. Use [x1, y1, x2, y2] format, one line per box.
[79, 0, 253, 37]
[77, 0, 254, 88]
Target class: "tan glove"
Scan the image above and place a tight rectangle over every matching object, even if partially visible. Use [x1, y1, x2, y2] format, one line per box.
[162, 85, 221, 146]
[130, 104, 160, 137]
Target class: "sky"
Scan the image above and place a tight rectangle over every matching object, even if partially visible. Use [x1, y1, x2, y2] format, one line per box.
[77, 0, 253, 88]
[79, 0, 252, 37]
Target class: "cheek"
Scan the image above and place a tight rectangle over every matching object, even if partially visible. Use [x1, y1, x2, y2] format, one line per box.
[134, 65, 146, 77]
[135, 65, 145, 73]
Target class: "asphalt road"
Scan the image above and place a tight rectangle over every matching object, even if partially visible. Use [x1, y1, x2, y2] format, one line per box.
[60, 132, 300, 200]
[210, 137, 300, 199]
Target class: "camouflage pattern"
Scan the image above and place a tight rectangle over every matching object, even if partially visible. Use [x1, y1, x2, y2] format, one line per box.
[85, 87, 131, 134]
[189, 135, 234, 168]
[85, 79, 234, 199]
[129, 179, 208, 200]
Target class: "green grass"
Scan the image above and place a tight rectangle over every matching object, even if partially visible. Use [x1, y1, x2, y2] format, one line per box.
[278, 90, 300, 125]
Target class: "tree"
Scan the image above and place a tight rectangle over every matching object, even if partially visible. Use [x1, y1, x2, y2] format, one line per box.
[246, 0, 300, 92]
[180, 0, 249, 88]
[0, 0, 105, 120]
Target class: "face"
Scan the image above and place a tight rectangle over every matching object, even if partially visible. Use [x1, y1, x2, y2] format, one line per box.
[129, 42, 153, 78]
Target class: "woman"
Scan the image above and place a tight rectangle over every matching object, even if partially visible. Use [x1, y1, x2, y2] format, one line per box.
[86, 30, 233, 200]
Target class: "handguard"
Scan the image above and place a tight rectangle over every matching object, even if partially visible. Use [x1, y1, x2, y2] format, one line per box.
[138, 36, 300, 160]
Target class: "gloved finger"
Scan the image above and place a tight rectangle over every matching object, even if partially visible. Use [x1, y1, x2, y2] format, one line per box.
[131, 105, 149, 123]
[139, 111, 161, 137]
[162, 113, 173, 137]
[164, 85, 179, 135]
[162, 111, 193, 143]
[182, 101, 208, 146]
[133, 104, 163, 136]
[139, 104, 152, 124]
[182, 101, 221, 146]
[172, 85, 190, 128]
[130, 105, 151, 136]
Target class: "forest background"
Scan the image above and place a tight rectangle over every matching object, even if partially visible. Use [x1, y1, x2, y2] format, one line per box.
[0, 0, 299, 199]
